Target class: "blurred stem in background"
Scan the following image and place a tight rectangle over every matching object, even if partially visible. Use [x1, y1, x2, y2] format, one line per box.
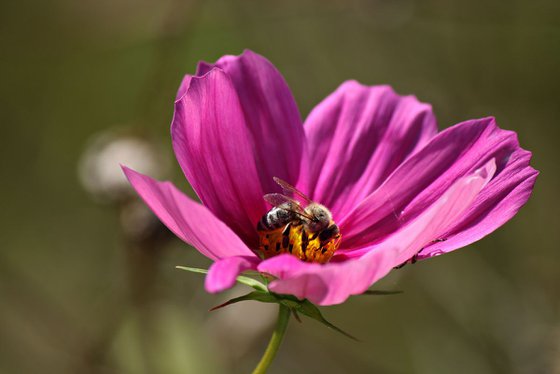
[78, 130, 173, 373]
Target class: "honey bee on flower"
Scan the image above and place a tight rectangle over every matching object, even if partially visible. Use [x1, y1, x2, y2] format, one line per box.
[257, 177, 341, 264]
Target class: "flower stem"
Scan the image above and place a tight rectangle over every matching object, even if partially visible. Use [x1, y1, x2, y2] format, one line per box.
[252, 304, 290, 374]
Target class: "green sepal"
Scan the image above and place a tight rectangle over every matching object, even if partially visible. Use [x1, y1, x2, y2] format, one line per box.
[209, 291, 279, 311]
[361, 289, 403, 296]
[207, 290, 358, 341]
[175, 266, 268, 292]
[175, 266, 383, 341]
[288, 299, 359, 341]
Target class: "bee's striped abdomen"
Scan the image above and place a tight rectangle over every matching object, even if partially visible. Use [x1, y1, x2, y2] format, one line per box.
[257, 204, 296, 231]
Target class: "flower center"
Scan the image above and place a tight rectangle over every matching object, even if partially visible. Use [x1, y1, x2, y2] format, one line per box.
[256, 206, 341, 264]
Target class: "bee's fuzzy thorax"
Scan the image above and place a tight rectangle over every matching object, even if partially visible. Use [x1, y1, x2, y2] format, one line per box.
[303, 203, 333, 233]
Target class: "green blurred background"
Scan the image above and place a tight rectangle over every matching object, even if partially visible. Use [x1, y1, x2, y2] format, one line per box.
[1, 0, 558, 373]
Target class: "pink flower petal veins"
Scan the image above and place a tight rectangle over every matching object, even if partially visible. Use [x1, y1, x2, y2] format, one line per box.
[122, 167, 256, 261]
[196, 50, 307, 194]
[172, 51, 310, 248]
[419, 149, 538, 258]
[378, 158, 497, 265]
[172, 69, 266, 248]
[303, 81, 437, 220]
[339, 117, 522, 251]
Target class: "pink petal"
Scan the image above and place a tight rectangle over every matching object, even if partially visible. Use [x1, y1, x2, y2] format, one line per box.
[340, 117, 522, 250]
[122, 166, 257, 261]
[303, 82, 437, 220]
[257, 249, 396, 306]
[205, 256, 260, 293]
[418, 149, 538, 259]
[172, 68, 267, 248]
[377, 159, 496, 265]
[175, 74, 192, 101]
[196, 50, 307, 194]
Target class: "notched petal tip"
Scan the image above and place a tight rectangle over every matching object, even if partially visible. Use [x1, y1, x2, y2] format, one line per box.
[194, 49, 261, 77]
[173, 66, 228, 104]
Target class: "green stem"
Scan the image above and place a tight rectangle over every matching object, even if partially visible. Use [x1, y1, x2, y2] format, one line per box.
[252, 304, 290, 374]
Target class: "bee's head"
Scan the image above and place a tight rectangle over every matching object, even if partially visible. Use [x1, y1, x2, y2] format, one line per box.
[304, 203, 333, 232]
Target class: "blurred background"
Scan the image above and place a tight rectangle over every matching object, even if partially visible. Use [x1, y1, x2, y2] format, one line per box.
[1, 0, 559, 373]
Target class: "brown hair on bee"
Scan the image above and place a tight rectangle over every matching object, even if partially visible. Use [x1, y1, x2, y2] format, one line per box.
[302, 203, 333, 233]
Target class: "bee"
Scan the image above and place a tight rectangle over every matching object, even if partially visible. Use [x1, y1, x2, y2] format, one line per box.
[257, 177, 341, 264]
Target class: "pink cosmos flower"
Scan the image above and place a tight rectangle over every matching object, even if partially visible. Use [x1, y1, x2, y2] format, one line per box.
[123, 50, 538, 306]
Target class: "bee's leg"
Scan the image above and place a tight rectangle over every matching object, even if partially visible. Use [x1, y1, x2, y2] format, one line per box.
[318, 224, 340, 247]
[281, 222, 291, 250]
[300, 230, 309, 261]
[281, 222, 291, 236]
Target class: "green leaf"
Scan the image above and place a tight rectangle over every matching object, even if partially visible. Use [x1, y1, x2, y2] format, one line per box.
[361, 290, 403, 296]
[209, 291, 279, 311]
[291, 299, 359, 341]
[176, 266, 268, 292]
[176, 266, 208, 275]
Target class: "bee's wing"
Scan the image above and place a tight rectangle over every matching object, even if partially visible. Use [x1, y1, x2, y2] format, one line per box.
[263, 193, 314, 220]
[273, 177, 313, 205]
[263, 193, 303, 210]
